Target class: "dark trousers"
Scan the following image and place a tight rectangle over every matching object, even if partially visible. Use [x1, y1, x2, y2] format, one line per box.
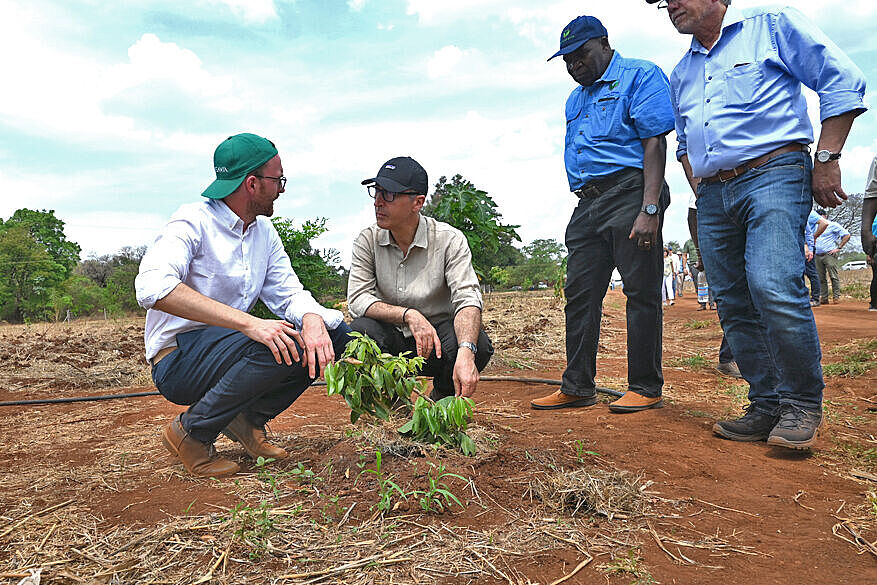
[718, 334, 734, 364]
[803, 256, 820, 301]
[870, 251, 877, 309]
[152, 323, 353, 444]
[562, 169, 668, 398]
[350, 317, 493, 399]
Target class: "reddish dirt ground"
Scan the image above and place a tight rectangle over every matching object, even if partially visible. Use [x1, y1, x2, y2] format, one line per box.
[0, 291, 875, 584]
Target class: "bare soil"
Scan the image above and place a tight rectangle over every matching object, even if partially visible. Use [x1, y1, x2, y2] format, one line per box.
[0, 287, 875, 584]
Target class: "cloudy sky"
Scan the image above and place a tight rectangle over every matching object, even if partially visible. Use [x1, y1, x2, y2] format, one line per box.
[1, 0, 874, 264]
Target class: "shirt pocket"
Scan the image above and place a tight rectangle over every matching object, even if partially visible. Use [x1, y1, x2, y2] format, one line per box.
[589, 95, 620, 139]
[565, 100, 583, 147]
[723, 62, 762, 106]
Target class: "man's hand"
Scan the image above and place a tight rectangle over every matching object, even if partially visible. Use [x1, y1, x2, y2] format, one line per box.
[243, 317, 304, 366]
[812, 161, 847, 209]
[628, 213, 660, 250]
[300, 313, 335, 379]
[863, 234, 877, 258]
[453, 350, 479, 397]
[804, 244, 814, 262]
[405, 309, 442, 359]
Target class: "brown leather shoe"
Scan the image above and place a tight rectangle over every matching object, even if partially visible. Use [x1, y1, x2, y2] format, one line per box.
[222, 412, 288, 460]
[162, 416, 239, 477]
[608, 392, 663, 413]
[531, 389, 597, 410]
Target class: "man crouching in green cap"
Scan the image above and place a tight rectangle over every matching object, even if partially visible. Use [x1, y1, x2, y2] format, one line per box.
[135, 133, 352, 477]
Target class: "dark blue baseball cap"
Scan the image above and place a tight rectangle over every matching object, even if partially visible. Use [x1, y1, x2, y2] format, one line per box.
[548, 15, 608, 61]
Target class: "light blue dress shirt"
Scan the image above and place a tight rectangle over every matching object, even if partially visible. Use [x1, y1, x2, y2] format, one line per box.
[564, 52, 675, 190]
[814, 221, 850, 255]
[670, 6, 867, 178]
[805, 210, 822, 250]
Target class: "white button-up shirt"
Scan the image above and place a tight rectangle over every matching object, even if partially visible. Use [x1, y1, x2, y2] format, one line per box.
[135, 199, 343, 360]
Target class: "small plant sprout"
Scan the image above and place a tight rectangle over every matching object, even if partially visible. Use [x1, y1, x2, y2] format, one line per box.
[325, 332, 426, 423]
[417, 462, 466, 513]
[356, 450, 409, 513]
[398, 395, 477, 456]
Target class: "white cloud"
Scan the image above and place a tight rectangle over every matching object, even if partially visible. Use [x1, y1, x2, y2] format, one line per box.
[377, 22, 395, 31]
[426, 45, 476, 79]
[211, 0, 277, 23]
[347, 0, 367, 12]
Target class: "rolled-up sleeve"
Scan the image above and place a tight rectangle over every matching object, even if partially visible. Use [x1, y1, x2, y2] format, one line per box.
[135, 217, 200, 310]
[776, 8, 867, 122]
[865, 156, 877, 198]
[444, 232, 482, 315]
[260, 228, 344, 329]
[347, 230, 382, 319]
[669, 71, 688, 161]
[629, 66, 676, 140]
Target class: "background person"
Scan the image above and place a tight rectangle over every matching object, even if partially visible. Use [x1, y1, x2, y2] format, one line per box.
[863, 155, 877, 311]
[347, 157, 493, 400]
[805, 210, 830, 306]
[662, 0, 866, 449]
[136, 133, 351, 478]
[531, 15, 674, 413]
[813, 218, 850, 305]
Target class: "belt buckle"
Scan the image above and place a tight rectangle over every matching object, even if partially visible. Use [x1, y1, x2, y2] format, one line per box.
[718, 167, 741, 183]
[580, 185, 600, 198]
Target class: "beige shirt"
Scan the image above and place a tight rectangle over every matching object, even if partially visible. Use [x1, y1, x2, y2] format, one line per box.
[866, 155, 877, 199]
[348, 215, 483, 335]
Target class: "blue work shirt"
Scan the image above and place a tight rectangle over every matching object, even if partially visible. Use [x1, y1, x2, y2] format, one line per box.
[564, 51, 675, 190]
[814, 221, 850, 255]
[805, 211, 822, 250]
[670, 6, 867, 178]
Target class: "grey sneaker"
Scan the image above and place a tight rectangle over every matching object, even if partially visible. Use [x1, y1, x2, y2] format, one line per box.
[715, 361, 742, 378]
[713, 405, 778, 442]
[766, 405, 822, 450]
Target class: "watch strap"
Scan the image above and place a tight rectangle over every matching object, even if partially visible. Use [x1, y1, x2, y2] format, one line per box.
[459, 341, 477, 354]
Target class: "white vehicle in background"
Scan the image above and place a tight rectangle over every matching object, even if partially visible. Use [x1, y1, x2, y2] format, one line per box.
[609, 268, 624, 290]
[841, 260, 868, 271]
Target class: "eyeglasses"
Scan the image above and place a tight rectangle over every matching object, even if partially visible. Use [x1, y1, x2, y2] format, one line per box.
[254, 174, 287, 189]
[646, 0, 669, 8]
[366, 185, 422, 202]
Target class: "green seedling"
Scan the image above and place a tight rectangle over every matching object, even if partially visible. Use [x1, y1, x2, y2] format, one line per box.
[356, 450, 409, 512]
[574, 439, 600, 463]
[325, 332, 425, 423]
[416, 462, 466, 513]
[398, 395, 477, 456]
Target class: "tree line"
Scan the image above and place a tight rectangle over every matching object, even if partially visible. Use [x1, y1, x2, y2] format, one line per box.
[0, 177, 571, 323]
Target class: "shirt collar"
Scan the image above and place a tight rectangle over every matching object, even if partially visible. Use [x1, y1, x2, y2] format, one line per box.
[596, 50, 621, 84]
[688, 5, 745, 54]
[377, 215, 428, 250]
[208, 199, 245, 232]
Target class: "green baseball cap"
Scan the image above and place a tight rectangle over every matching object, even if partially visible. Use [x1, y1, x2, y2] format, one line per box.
[201, 133, 278, 199]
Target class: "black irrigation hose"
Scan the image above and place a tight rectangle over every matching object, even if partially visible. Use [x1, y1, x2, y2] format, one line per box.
[0, 376, 623, 407]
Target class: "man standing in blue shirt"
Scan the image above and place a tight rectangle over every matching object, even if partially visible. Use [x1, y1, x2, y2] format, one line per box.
[805, 210, 829, 307]
[661, 0, 867, 449]
[531, 15, 675, 413]
[814, 218, 851, 305]
[863, 155, 877, 311]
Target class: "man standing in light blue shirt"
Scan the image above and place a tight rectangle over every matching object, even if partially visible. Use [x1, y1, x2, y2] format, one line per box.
[805, 210, 829, 306]
[660, 0, 867, 449]
[531, 15, 675, 413]
[814, 218, 851, 304]
[863, 155, 877, 311]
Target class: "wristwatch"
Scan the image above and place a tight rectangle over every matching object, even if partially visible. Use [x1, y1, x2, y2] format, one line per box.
[459, 341, 477, 355]
[640, 203, 659, 216]
[815, 150, 841, 163]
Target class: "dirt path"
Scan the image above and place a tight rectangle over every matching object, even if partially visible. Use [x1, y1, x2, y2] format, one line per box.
[0, 292, 874, 584]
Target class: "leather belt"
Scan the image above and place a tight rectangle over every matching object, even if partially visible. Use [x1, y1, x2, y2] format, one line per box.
[574, 168, 637, 199]
[701, 143, 809, 184]
[150, 346, 177, 367]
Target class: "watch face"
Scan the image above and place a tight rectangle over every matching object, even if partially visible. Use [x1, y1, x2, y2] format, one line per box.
[816, 150, 831, 163]
[645, 204, 658, 215]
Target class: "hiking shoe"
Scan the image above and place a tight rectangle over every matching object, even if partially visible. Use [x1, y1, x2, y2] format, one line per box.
[810, 299, 821, 307]
[712, 406, 778, 442]
[222, 412, 288, 461]
[608, 392, 663, 413]
[162, 415, 240, 477]
[766, 405, 823, 450]
[715, 361, 742, 378]
[531, 389, 597, 410]
[869, 306, 877, 312]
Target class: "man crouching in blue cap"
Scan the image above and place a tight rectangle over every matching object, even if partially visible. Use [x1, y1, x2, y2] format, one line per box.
[135, 133, 352, 477]
[531, 15, 675, 413]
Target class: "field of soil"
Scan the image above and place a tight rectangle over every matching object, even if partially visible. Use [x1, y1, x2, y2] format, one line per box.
[0, 285, 875, 584]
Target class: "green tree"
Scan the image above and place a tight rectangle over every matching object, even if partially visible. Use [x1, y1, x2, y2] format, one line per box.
[422, 174, 521, 279]
[0, 224, 67, 322]
[665, 240, 681, 253]
[3, 209, 81, 277]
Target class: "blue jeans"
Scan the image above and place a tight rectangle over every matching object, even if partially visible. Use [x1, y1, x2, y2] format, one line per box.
[696, 151, 823, 413]
[152, 323, 353, 444]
